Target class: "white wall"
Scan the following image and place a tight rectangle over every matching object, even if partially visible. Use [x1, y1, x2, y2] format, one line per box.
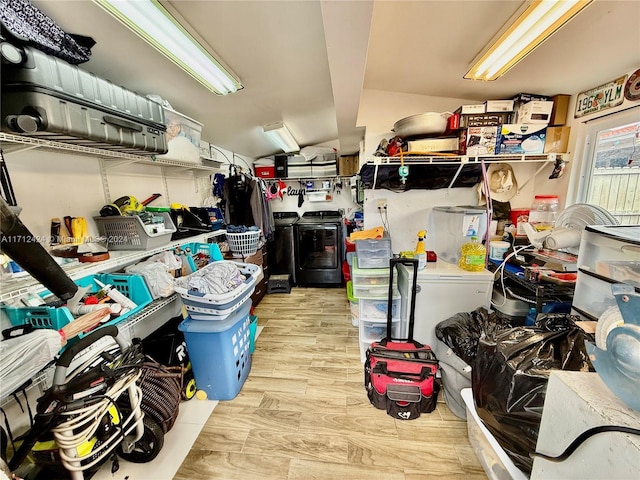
[267, 177, 360, 219]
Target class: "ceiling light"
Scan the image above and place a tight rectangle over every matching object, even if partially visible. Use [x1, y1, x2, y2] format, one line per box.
[263, 122, 300, 153]
[94, 0, 242, 95]
[465, 0, 593, 81]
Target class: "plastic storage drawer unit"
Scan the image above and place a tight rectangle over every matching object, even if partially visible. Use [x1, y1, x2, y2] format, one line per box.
[572, 269, 627, 320]
[179, 299, 252, 400]
[351, 260, 392, 286]
[355, 238, 392, 269]
[359, 296, 400, 322]
[577, 225, 640, 286]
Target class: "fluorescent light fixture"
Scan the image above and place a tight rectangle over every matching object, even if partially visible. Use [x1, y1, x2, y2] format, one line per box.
[465, 0, 593, 81]
[94, 0, 242, 95]
[263, 122, 300, 153]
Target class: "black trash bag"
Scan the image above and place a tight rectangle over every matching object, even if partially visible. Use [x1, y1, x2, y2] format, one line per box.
[435, 307, 513, 366]
[472, 314, 594, 474]
[359, 163, 483, 192]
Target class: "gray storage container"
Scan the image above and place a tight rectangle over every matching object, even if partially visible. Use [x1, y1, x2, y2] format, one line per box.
[1, 44, 167, 155]
[434, 338, 472, 419]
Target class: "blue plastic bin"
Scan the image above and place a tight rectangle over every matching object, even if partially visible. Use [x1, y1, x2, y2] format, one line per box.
[178, 298, 252, 400]
[2, 273, 153, 338]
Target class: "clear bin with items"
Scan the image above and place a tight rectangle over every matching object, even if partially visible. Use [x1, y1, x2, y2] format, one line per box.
[359, 296, 400, 322]
[355, 238, 392, 269]
[351, 260, 392, 286]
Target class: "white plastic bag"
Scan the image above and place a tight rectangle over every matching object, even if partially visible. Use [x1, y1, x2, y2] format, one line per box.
[125, 251, 181, 298]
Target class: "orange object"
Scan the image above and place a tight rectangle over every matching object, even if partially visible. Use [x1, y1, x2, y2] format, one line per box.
[350, 226, 384, 241]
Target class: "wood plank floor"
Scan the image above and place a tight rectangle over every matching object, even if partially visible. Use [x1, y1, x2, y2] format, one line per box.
[174, 287, 488, 480]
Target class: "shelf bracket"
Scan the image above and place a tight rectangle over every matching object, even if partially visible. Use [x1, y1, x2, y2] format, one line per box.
[99, 158, 111, 204]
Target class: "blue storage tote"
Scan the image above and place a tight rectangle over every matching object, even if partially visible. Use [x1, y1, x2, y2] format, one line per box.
[2, 273, 152, 337]
[179, 242, 223, 270]
[174, 261, 260, 320]
[179, 298, 252, 400]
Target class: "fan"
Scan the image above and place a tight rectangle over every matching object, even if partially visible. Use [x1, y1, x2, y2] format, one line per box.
[523, 203, 619, 253]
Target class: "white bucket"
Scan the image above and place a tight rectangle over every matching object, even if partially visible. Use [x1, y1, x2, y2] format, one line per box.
[489, 241, 510, 261]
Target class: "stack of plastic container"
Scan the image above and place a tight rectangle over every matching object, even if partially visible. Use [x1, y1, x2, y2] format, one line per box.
[352, 238, 397, 362]
[174, 261, 260, 400]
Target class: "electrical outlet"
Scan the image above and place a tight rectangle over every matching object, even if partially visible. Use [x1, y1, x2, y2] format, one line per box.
[377, 198, 388, 209]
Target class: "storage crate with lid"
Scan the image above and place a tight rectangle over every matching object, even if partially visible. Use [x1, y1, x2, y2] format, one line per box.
[174, 261, 260, 320]
[178, 298, 252, 400]
[93, 211, 176, 250]
[156, 107, 203, 164]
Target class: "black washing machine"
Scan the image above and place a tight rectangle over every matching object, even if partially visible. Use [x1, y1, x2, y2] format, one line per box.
[268, 211, 299, 285]
[294, 210, 343, 287]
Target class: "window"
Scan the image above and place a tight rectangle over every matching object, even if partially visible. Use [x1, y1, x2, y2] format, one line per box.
[580, 107, 640, 225]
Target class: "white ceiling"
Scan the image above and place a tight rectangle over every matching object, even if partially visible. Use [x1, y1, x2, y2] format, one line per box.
[27, 1, 640, 160]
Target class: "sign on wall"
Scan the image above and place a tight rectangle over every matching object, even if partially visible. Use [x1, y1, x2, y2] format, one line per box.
[575, 75, 627, 118]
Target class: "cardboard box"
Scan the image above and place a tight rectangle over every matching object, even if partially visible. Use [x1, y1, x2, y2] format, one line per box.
[456, 104, 486, 114]
[512, 93, 551, 120]
[516, 101, 554, 124]
[544, 126, 571, 153]
[460, 112, 512, 128]
[466, 126, 499, 156]
[512, 92, 551, 107]
[457, 128, 468, 155]
[407, 137, 459, 152]
[499, 124, 547, 154]
[550, 94, 571, 126]
[339, 155, 359, 176]
[485, 100, 515, 112]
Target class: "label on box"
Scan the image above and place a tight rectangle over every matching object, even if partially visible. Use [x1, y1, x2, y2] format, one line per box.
[499, 124, 547, 154]
[516, 100, 554, 124]
[458, 104, 486, 114]
[466, 126, 499, 155]
[407, 137, 459, 152]
[460, 113, 512, 128]
[485, 100, 515, 112]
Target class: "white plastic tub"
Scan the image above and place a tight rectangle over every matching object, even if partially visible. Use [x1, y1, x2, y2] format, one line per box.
[461, 388, 528, 480]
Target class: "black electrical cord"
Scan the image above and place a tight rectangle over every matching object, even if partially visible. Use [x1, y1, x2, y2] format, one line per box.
[531, 425, 640, 462]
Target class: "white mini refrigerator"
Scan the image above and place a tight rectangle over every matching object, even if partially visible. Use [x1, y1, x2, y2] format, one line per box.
[397, 261, 493, 348]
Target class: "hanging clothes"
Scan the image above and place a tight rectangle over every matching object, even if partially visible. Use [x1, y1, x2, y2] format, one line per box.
[223, 171, 273, 240]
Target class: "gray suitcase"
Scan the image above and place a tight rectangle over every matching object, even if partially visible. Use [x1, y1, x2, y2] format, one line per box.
[1, 44, 167, 155]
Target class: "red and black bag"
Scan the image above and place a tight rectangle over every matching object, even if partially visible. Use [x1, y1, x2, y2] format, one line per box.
[364, 258, 439, 420]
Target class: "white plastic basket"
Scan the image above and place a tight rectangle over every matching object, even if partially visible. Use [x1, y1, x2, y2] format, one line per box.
[226, 230, 261, 256]
[174, 262, 261, 320]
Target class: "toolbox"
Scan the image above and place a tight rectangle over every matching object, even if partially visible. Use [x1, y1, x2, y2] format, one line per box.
[1, 43, 168, 155]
